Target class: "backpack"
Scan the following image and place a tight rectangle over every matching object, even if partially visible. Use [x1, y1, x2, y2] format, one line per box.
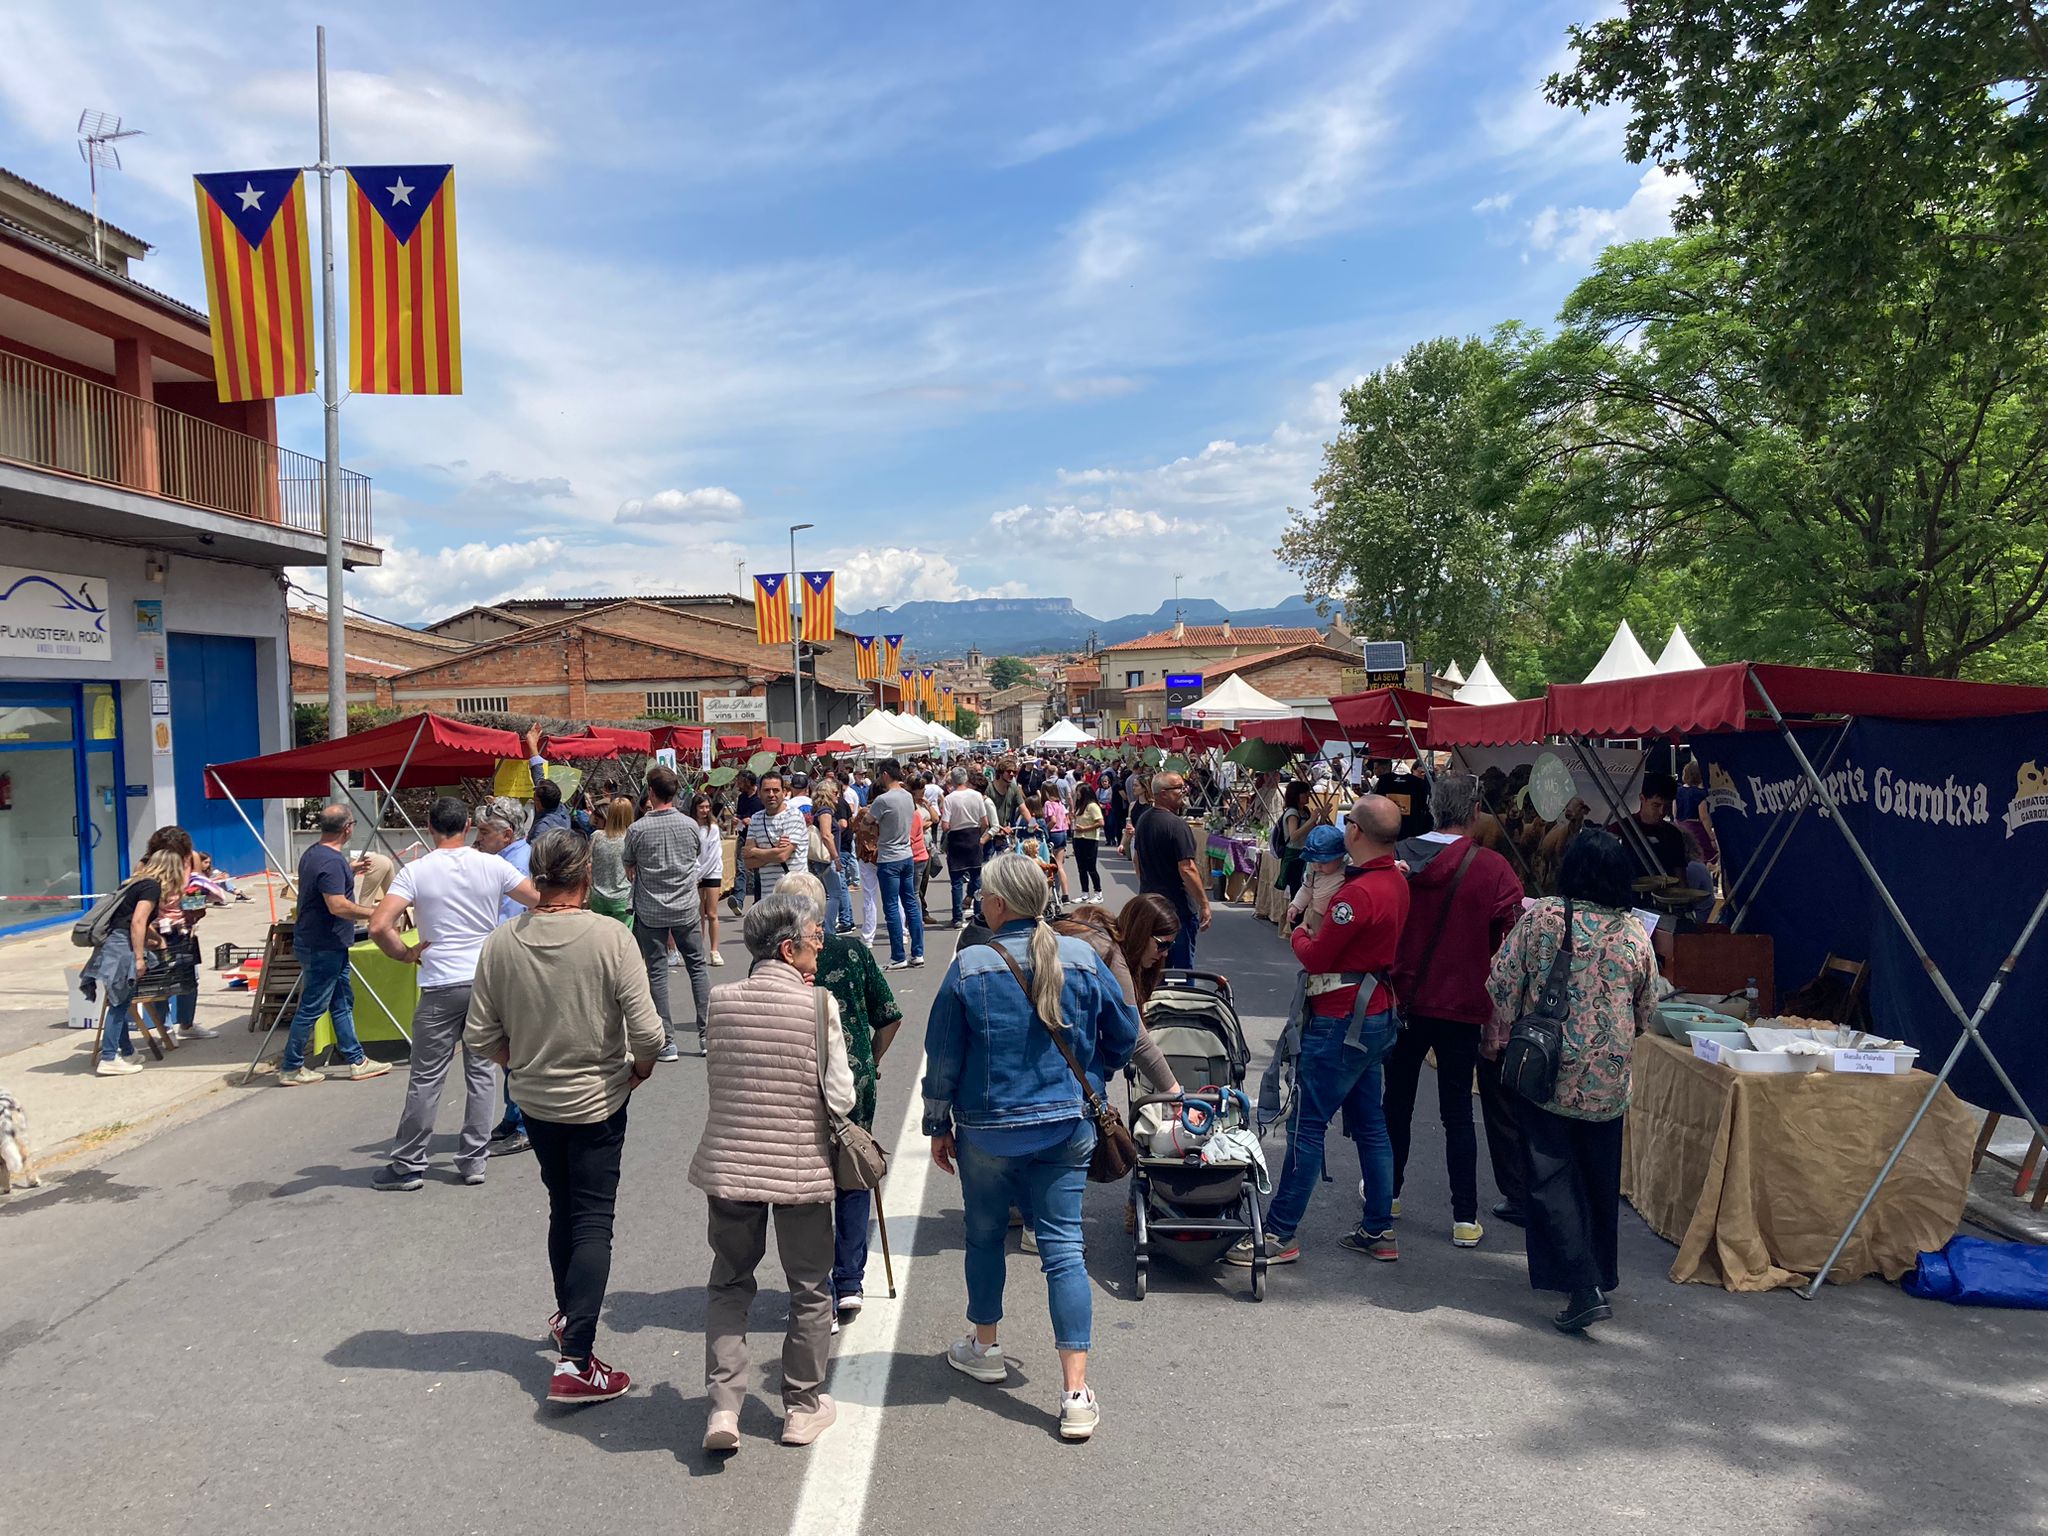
[1268, 809, 1294, 862]
[72, 877, 143, 949]
[1500, 899, 1576, 1104]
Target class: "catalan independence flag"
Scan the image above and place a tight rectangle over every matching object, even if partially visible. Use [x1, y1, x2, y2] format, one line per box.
[941, 684, 956, 720]
[883, 635, 904, 674]
[920, 668, 938, 710]
[800, 571, 836, 642]
[345, 165, 462, 394]
[854, 636, 879, 681]
[899, 668, 914, 705]
[753, 573, 793, 645]
[192, 170, 316, 402]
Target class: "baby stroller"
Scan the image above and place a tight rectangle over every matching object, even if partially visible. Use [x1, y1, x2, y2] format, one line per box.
[1128, 970, 1266, 1301]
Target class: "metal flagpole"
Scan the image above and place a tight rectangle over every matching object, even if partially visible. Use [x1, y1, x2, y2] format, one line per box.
[315, 27, 346, 763]
[789, 523, 813, 745]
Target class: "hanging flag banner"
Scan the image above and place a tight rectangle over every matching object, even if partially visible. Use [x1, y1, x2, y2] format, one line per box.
[854, 635, 879, 680]
[345, 164, 462, 394]
[920, 667, 938, 711]
[753, 573, 793, 645]
[800, 571, 836, 642]
[883, 635, 904, 673]
[941, 684, 956, 721]
[192, 169, 316, 402]
[899, 668, 915, 705]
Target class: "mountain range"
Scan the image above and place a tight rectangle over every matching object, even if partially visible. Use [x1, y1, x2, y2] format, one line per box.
[835, 593, 1340, 659]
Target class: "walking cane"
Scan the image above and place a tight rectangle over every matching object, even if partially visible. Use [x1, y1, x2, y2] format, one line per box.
[873, 1180, 898, 1299]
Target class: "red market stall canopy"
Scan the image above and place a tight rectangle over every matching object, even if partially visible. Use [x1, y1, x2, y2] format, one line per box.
[1431, 697, 1552, 748]
[206, 713, 523, 799]
[1544, 662, 2048, 738]
[586, 725, 654, 753]
[1328, 686, 1465, 736]
[1242, 716, 1350, 751]
[540, 732, 621, 761]
[650, 725, 705, 752]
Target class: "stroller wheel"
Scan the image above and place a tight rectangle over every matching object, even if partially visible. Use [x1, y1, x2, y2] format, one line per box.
[1251, 1259, 1267, 1302]
[1135, 1260, 1148, 1300]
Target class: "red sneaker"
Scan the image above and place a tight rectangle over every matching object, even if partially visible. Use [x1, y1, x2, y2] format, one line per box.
[547, 1311, 566, 1351]
[548, 1355, 630, 1404]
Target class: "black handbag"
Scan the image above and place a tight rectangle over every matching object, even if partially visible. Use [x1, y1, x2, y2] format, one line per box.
[1500, 898, 1575, 1105]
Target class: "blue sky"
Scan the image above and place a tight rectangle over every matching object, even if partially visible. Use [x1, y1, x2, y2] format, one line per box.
[0, 0, 1681, 624]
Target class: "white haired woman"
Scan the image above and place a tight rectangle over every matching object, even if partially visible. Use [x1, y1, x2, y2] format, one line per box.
[690, 890, 855, 1454]
[922, 852, 1139, 1442]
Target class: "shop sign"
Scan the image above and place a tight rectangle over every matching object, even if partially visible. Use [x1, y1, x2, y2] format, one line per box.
[1164, 673, 1203, 723]
[704, 695, 769, 724]
[0, 565, 111, 662]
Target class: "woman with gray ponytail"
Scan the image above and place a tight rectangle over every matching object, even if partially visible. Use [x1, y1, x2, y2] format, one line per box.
[921, 852, 1139, 1442]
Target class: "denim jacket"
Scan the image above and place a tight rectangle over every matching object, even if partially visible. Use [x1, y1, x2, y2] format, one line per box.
[921, 920, 1140, 1136]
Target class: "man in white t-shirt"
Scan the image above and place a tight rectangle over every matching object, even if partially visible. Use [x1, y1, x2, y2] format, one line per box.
[368, 796, 539, 1191]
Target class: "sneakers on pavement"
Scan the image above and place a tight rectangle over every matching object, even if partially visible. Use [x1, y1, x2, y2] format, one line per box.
[1019, 1226, 1038, 1255]
[490, 1132, 531, 1157]
[656, 1040, 681, 1063]
[1451, 1221, 1484, 1248]
[1059, 1388, 1101, 1442]
[1340, 1226, 1400, 1261]
[548, 1355, 630, 1404]
[460, 1170, 487, 1187]
[371, 1166, 423, 1193]
[175, 1024, 221, 1040]
[1225, 1232, 1299, 1266]
[837, 1292, 864, 1316]
[945, 1335, 1008, 1383]
[1492, 1199, 1527, 1227]
[884, 959, 912, 972]
[781, 1393, 837, 1447]
[909, 955, 926, 967]
[348, 1058, 392, 1081]
[703, 1409, 740, 1453]
[709, 951, 726, 967]
[277, 1066, 323, 1086]
[1553, 1287, 1612, 1333]
[667, 950, 682, 969]
[96, 1057, 143, 1077]
[697, 1027, 708, 1057]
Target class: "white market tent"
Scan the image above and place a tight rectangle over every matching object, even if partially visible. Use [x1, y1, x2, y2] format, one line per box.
[1442, 660, 1468, 686]
[1582, 621, 1658, 684]
[1453, 655, 1517, 706]
[930, 721, 973, 752]
[1029, 718, 1094, 748]
[1656, 624, 1706, 673]
[843, 708, 932, 754]
[1181, 673, 1293, 721]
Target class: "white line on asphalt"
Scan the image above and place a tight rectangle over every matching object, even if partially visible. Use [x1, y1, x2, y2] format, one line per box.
[787, 1048, 935, 1536]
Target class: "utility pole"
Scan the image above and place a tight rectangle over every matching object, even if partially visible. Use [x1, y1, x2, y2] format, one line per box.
[316, 27, 346, 745]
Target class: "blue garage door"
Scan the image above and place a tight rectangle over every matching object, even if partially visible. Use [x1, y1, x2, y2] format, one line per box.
[169, 633, 267, 876]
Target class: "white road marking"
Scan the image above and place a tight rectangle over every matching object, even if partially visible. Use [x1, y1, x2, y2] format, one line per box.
[787, 1048, 935, 1536]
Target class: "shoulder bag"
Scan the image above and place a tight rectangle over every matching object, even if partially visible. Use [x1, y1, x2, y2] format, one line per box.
[991, 943, 1138, 1182]
[814, 990, 889, 1190]
[1397, 840, 1479, 1027]
[1500, 898, 1575, 1105]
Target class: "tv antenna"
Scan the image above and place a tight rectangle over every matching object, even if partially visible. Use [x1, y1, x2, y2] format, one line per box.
[77, 109, 144, 268]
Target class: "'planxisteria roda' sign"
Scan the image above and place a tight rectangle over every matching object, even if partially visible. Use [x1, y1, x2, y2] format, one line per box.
[0, 565, 111, 661]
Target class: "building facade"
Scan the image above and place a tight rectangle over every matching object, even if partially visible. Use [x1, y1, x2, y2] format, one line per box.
[1095, 620, 1331, 723]
[1119, 642, 1359, 727]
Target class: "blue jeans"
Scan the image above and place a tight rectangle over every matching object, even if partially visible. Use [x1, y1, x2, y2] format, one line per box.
[833, 1186, 871, 1303]
[282, 945, 366, 1071]
[92, 930, 139, 1062]
[822, 862, 855, 933]
[1167, 893, 1199, 970]
[877, 858, 924, 963]
[1263, 1010, 1398, 1240]
[958, 1119, 1095, 1351]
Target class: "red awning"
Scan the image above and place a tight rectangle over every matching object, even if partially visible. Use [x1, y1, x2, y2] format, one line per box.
[206, 713, 523, 798]
[1242, 717, 1350, 751]
[1431, 698, 1551, 748]
[1328, 687, 1464, 734]
[1544, 663, 2048, 739]
[541, 732, 621, 762]
[806, 740, 854, 755]
[650, 725, 706, 751]
[717, 735, 754, 750]
[586, 726, 654, 753]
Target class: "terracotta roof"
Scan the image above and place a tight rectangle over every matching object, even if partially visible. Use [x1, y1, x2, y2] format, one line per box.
[987, 683, 1046, 707]
[1063, 663, 1101, 686]
[1121, 641, 1352, 693]
[1100, 624, 1325, 652]
[289, 640, 406, 677]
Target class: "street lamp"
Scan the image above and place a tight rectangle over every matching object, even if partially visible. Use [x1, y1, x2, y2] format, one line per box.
[789, 522, 814, 744]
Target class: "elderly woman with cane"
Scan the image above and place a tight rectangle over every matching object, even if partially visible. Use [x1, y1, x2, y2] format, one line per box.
[691, 890, 856, 1454]
[923, 853, 1139, 1442]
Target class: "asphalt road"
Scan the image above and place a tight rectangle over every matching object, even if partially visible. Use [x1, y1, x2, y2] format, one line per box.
[5, 851, 2045, 1535]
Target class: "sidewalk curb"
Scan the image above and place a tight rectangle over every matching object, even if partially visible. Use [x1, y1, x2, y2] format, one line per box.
[33, 1062, 273, 1176]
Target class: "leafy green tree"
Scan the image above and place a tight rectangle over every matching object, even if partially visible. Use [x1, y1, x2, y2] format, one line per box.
[988, 655, 1036, 689]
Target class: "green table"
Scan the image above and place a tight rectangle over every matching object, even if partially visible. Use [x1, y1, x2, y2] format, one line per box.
[311, 939, 419, 1056]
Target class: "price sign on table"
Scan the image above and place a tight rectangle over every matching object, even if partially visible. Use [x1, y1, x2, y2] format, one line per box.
[1692, 1037, 1724, 1065]
[1834, 1050, 1898, 1075]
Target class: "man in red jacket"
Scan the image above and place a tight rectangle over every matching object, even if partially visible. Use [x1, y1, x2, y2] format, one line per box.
[1231, 794, 1410, 1267]
[1387, 773, 1529, 1249]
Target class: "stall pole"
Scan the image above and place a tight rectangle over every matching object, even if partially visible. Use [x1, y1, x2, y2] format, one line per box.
[210, 769, 301, 897]
[1743, 672, 2048, 1296]
[365, 767, 429, 865]
[241, 970, 305, 1085]
[1565, 737, 1667, 877]
[1724, 725, 1850, 933]
[369, 717, 428, 830]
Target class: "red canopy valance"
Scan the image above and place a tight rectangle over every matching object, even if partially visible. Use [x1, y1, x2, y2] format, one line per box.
[585, 725, 654, 753]
[1430, 698, 1551, 748]
[1242, 716, 1349, 751]
[540, 732, 621, 762]
[1327, 686, 1463, 734]
[206, 713, 523, 799]
[1546, 663, 2048, 738]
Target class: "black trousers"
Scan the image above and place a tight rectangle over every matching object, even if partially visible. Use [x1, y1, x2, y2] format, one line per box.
[1384, 1015, 1481, 1223]
[526, 1102, 629, 1361]
[1476, 1052, 1526, 1214]
[1073, 837, 1102, 894]
[1512, 1097, 1622, 1295]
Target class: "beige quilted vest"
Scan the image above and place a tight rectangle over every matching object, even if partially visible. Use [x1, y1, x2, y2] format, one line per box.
[688, 960, 835, 1205]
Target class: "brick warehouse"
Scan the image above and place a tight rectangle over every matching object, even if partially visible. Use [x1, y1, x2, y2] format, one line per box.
[1119, 641, 1361, 726]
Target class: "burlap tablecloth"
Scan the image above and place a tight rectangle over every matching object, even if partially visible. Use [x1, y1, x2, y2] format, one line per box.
[1621, 1034, 1972, 1291]
[1254, 850, 1289, 924]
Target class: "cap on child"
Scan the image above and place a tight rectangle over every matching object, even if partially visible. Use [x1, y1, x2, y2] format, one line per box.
[1303, 824, 1347, 864]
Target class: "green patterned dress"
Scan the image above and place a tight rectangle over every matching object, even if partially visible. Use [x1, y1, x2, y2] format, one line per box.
[816, 935, 902, 1130]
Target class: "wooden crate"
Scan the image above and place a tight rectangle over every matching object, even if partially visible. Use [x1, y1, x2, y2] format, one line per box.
[246, 921, 304, 1033]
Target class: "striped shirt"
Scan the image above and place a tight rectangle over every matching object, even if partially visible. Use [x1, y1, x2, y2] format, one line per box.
[746, 805, 809, 897]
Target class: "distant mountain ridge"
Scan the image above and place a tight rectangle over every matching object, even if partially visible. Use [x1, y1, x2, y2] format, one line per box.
[835, 593, 1336, 658]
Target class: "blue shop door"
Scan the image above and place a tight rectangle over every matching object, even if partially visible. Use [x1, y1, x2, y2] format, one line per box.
[169, 633, 267, 875]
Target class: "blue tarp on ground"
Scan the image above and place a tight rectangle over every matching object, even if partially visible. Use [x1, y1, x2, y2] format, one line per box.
[1903, 1236, 2048, 1309]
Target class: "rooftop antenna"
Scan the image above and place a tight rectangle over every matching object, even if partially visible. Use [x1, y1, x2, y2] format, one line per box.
[735, 557, 747, 597]
[77, 109, 144, 268]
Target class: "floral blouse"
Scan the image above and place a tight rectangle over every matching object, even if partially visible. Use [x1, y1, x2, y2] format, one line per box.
[816, 934, 903, 1130]
[1485, 898, 1657, 1121]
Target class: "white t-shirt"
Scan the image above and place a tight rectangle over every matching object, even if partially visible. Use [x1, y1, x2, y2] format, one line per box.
[389, 845, 527, 990]
[941, 786, 991, 833]
[696, 821, 724, 885]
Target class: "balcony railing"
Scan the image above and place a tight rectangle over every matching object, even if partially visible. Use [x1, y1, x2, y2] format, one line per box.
[0, 347, 372, 544]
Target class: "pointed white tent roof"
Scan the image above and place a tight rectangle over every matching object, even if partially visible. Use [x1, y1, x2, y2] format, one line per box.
[1182, 673, 1293, 721]
[843, 708, 932, 753]
[891, 711, 944, 746]
[1453, 655, 1517, 706]
[1442, 660, 1468, 686]
[1582, 621, 1658, 684]
[1655, 625, 1706, 673]
[1029, 717, 1094, 748]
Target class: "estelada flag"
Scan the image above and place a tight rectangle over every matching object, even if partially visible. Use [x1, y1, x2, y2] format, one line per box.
[899, 668, 914, 705]
[192, 170, 316, 402]
[800, 572, 836, 642]
[345, 164, 462, 394]
[854, 636, 879, 681]
[883, 635, 904, 673]
[920, 668, 938, 709]
[941, 685, 956, 720]
[753, 574, 793, 645]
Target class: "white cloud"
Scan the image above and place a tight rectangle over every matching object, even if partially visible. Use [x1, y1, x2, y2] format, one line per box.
[832, 548, 1027, 610]
[354, 536, 566, 619]
[1526, 168, 1695, 266]
[615, 486, 747, 524]
[990, 504, 1181, 540]
[1472, 191, 1514, 215]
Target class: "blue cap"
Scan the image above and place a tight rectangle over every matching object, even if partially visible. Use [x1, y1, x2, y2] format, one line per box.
[1303, 823, 1346, 863]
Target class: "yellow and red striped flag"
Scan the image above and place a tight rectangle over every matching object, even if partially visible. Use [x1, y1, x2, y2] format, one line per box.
[800, 571, 836, 642]
[192, 170, 316, 402]
[883, 635, 903, 674]
[346, 164, 462, 394]
[941, 685, 956, 721]
[899, 668, 914, 706]
[854, 636, 879, 680]
[753, 574, 793, 645]
[920, 668, 938, 710]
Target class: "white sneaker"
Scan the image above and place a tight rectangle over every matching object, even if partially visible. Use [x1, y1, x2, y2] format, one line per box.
[1019, 1226, 1038, 1255]
[708, 951, 725, 967]
[1060, 1388, 1100, 1441]
[667, 951, 682, 969]
[177, 1024, 221, 1040]
[96, 1057, 143, 1076]
[945, 1334, 1008, 1383]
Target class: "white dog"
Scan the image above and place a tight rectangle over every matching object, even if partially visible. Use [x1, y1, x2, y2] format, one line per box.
[0, 1086, 42, 1194]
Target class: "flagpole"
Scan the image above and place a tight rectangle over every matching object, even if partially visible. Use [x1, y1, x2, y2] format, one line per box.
[316, 24, 346, 748]
[788, 523, 812, 744]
